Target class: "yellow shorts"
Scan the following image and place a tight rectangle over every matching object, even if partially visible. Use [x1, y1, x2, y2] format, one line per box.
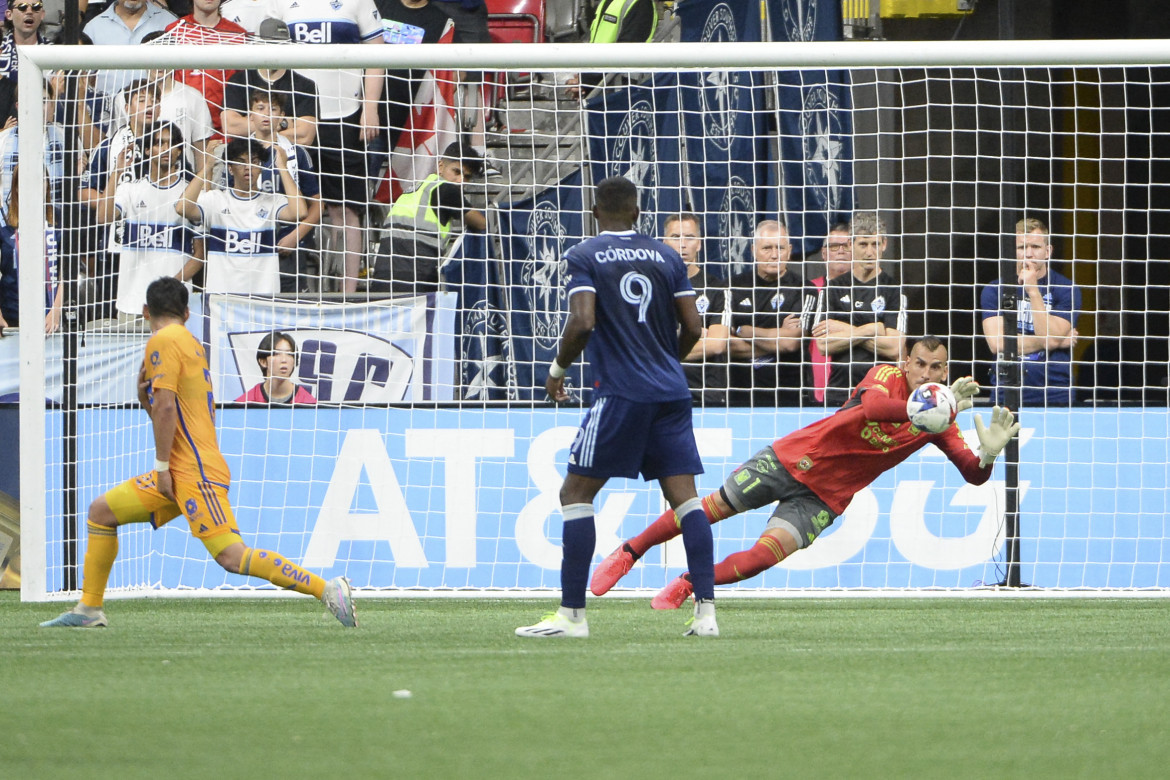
[104, 471, 243, 557]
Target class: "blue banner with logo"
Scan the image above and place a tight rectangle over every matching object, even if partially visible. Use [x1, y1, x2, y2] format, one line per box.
[671, 0, 769, 278]
[442, 233, 520, 401]
[769, 0, 854, 253]
[496, 170, 590, 400]
[585, 84, 673, 238]
[205, 293, 458, 403]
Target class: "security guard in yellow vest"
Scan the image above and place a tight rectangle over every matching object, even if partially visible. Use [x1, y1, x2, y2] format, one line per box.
[589, 0, 658, 44]
[371, 142, 487, 296]
[569, 0, 658, 98]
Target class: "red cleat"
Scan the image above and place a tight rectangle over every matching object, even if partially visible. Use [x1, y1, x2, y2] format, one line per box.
[590, 545, 636, 596]
[651, 576, 693, 610]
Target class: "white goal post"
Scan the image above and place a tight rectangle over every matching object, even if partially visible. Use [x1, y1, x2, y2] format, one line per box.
[15, 38, 1170, 600]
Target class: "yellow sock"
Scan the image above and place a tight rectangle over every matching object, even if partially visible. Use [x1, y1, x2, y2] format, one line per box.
[239, 548, 325, 599]
[80, 520, 118, 608]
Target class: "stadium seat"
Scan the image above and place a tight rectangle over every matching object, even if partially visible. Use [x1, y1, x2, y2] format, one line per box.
[485, 0, 547, 42]
[484, 0, 547, 124]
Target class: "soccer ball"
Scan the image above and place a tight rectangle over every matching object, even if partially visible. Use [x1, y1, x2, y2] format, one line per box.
[906, 382, 957, 434]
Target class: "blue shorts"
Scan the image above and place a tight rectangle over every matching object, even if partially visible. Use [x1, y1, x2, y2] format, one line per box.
[567, 395, 703, 481]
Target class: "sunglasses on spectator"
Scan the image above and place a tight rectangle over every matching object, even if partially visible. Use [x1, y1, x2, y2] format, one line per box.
[11, 3, 45, 11]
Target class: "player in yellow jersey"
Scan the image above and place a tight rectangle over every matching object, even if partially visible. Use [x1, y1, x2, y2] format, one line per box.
[42, 277, 357, 628]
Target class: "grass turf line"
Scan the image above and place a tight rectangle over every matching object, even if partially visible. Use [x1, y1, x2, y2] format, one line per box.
[3, 593, 1169, 779]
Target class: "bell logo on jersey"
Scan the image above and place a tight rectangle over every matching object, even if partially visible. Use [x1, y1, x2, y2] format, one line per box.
[292, 22, 332, 43]
[224, 230, 261, 254]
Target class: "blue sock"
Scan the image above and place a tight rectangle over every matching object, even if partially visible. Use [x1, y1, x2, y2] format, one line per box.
[560, 503, 596, 610]
[677, 498, 715, 601]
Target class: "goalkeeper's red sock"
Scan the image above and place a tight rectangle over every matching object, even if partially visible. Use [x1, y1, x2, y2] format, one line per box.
[240, 548, 326, 598]
[628, 493, 728, 558]
[713, 534, 789, 585]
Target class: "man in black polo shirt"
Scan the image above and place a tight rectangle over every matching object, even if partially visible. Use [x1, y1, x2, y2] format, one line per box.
[663, 212, 730, 407]
[813, 211, 906, 407]
[726, 220, 813, 407]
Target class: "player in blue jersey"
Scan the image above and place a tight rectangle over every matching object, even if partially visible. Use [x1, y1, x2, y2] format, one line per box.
[516, 177, 718, 639]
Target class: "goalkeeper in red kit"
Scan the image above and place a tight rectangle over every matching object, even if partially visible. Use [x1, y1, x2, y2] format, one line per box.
[590, 335, 1022, 608]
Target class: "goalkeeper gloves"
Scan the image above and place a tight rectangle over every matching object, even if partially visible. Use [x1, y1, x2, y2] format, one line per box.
[973, 405, 1021, 468]
[950, 376, 980, 413]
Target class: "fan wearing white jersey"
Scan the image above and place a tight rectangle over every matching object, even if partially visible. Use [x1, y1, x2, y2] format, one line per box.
[91, 121, 201, 317]
[177, 137, 306, 295]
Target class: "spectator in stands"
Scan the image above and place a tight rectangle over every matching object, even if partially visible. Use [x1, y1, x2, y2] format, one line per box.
[38, 0, 73, 43]
[430, 0, 488, 45]
[812, 211, 906, 407]
[726, 220, 810, 407]
[662, 212, 730, 407]
[53, 33, 110, 152]
[150, 1, 193, 15]
[0, 0, 50, 81]
[84, 0, 176, 99]
[236, 331, 318, 404]
[219, 0, 269, 34]
[89, 120, 200, 319]
[0, 163, 61, 333]
[0, 78, 65, 219]
[221, 19, 319, 146]
[370, 140, 485, 296]
[177, 137, 306, 295]
[133, 30, 214, 172]
[377, 0, 454, 151]
[247, 90, 322, 295]
[163, 0, 248, 132]
[77, 78, 160, 321]
[807, 220, 851, 404]
[980, 216, 1081, 407]
[266, 0, 385, 295]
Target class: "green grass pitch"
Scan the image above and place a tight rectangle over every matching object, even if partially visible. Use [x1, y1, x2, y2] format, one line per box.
[3, 593, 1169, 779]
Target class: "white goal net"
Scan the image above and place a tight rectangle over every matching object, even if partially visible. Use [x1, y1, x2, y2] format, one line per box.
[12, 32, 1170, 599]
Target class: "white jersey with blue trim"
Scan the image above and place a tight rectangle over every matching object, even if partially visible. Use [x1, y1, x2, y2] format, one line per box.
[197, 188, 289, 295]
[270, 0, 385, 119]
[112, 176, 195, 314]
[564, 230, 694, 402]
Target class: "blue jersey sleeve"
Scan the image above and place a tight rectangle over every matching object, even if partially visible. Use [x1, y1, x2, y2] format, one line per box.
[564, 246, 595, 297]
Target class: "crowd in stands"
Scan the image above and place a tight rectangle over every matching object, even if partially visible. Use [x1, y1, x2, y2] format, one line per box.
[0, 0, 1085, 406]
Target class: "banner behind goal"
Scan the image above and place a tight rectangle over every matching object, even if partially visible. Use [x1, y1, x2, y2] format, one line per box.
[15, 39, 1170, 599]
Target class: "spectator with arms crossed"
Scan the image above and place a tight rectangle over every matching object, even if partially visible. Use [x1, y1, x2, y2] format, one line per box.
[592, 336, 1015, 607]
[516, 176, 718, 638]
[813, 211, 906, 407]
[980, 217, 1080, 406]
[727, 220, 811, 407]
[41, 276, 355, 628]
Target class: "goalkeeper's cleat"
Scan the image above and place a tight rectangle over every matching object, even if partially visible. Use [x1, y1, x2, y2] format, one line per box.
[651, 576, 693, 610]
[683, 601, 719, 638]
[40, 605, 108, 628]
[515, 611, 589, 638]
[322, 576, 359, 628]
[590, 544, 636, 596]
